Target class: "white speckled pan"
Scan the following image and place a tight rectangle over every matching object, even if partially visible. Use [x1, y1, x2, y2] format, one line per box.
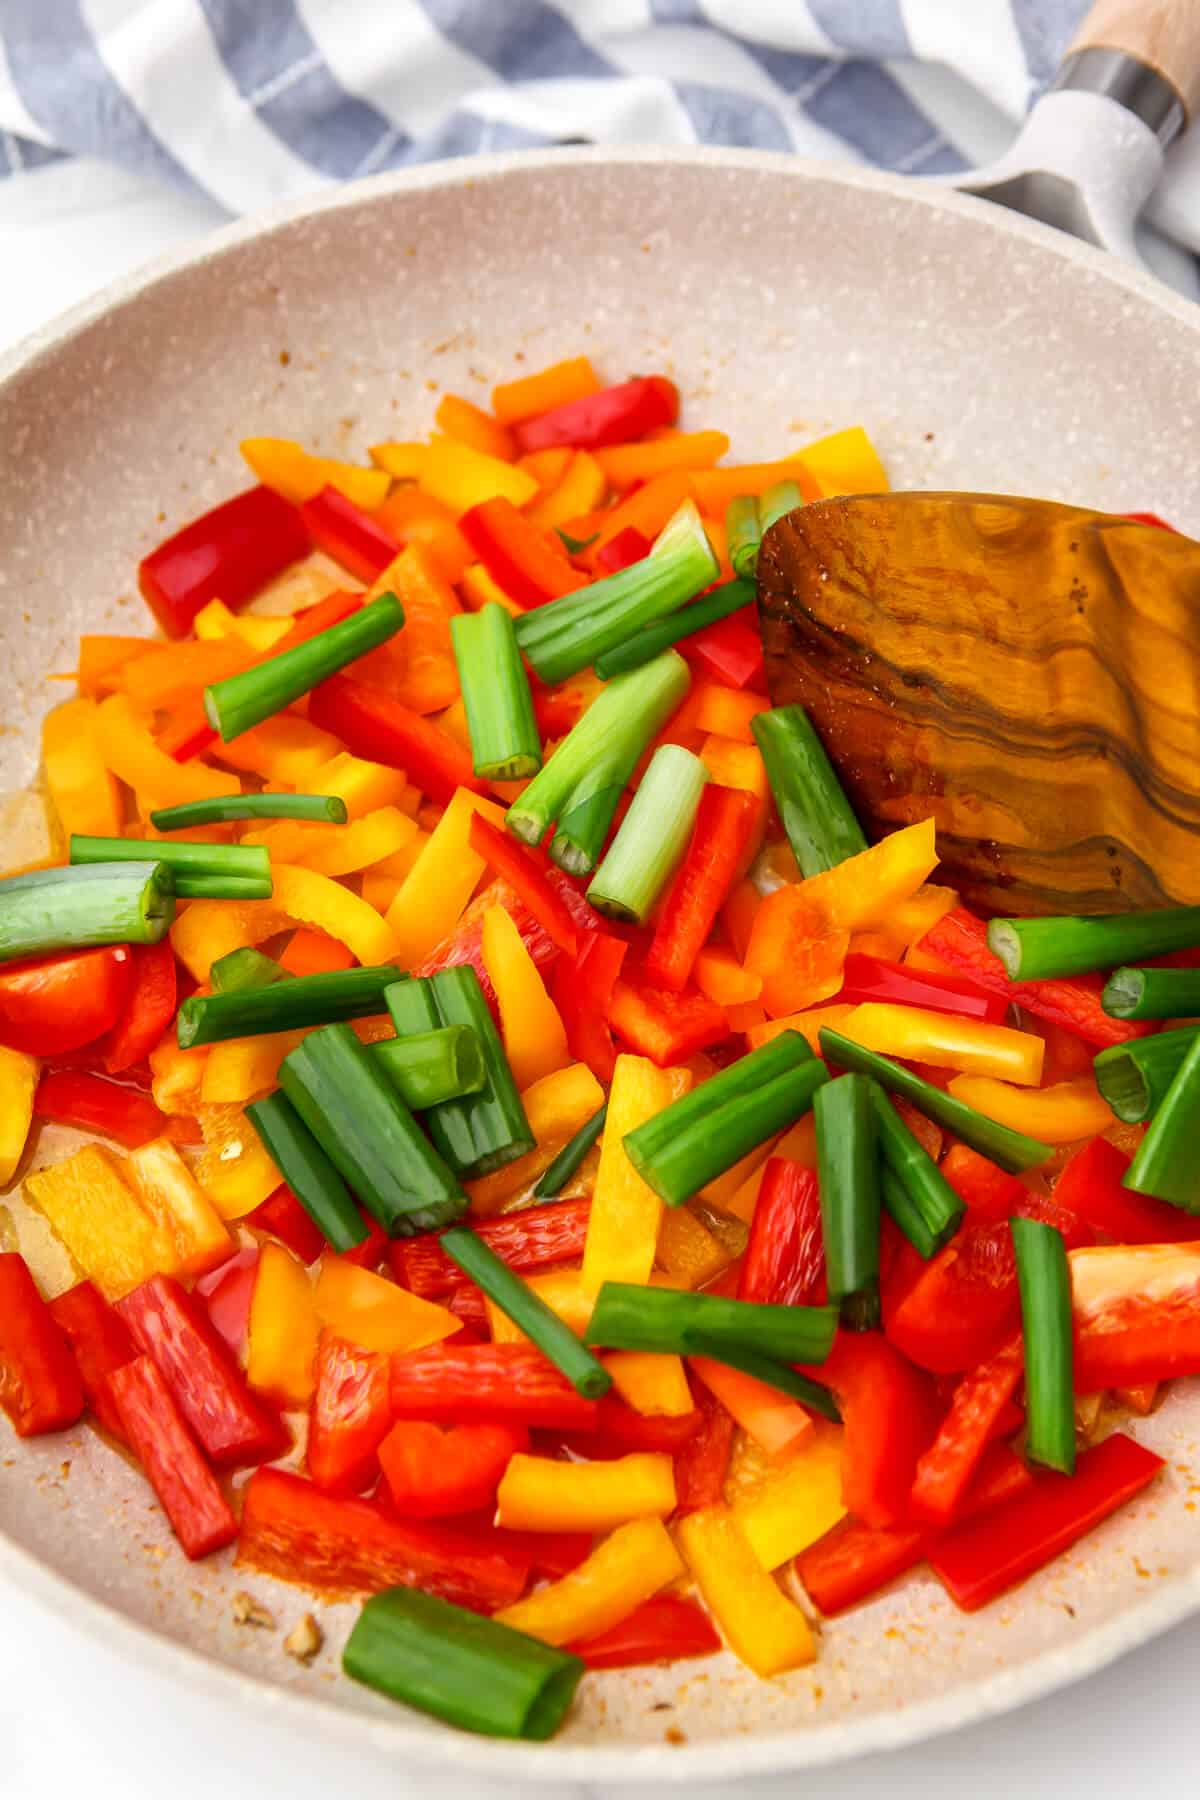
[2, 148, 1200, 1784]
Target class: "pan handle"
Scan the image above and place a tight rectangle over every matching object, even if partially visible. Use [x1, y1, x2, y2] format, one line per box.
[1062, 0, 1200, 137]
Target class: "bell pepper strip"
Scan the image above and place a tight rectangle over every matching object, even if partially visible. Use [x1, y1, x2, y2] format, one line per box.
[808, 1331, 941, 1528]
[434, 393, 515, 461]
[744, 894, 849, 1021]
[1069, 1244, 1200, 1390]
[138, 485, 309, 638]
[593, 526, 653, 575]
[549, 1394, 703, 1462]
[928, 1433, 1164, 1612]
[379, 1420, 528, 1518]
[0, 1045, 37, 1185]
[496, 1514, 683, 1652]
[468, 815, 579, 957]
[687, 1356, 813, 1460]
[246, 1242, 320, 1409]
[48, 1279, 135, 1442]
[24, 1145, 172, 1303]
[845, 1003, 1046, 1087]
[596, 430, 729, 491]
[738, 1159, 825, 1307]
[308, 1331, 393, 1493]
[582, 1054, 693, 1292]
[99, 941, 178, 1075]
[33, 1070, 169, 1150]
[643, 785, 758, 993]
[309, 673, 484, 805]
[196, 1247, 259, 1357]
[941, 1144, 1025, 1214]
[372, 788, 498, 969]
[496, 1451, 676, 1534]
[655, 1205, 730, 1290]
[390, 1341, 600, 1432]
[835, 953, 1007, 1024]
[674, 1377, 736, 1512]
[238, 1465, 528, 1611]
[480, 906, 570, 1091]
[909, 1337, 1024, 1526]
[42, 697, 123, 841]
[609, 976, 728, 1067]
[312, 1258, 459, 1357]
[459, 498, 585, 607]
[299, 485, 398, 584]
[511, 376, 678, 455]
[0, 1254, 85, 1437]
[795, 423, 888, 497]
[463, 1064, 603, 1216]
[106, 1355, 237, 1559]
[240, 436, 389, 510]
[947, 1075, 1114, 1144]
[691, 946, 762, 1010]
[552, 931, 627, 1082]
[420, 436, 539, 513]
[1052, 1136, 1200, 1245]
[492, 356, 601, 424]
[568, 1593, 719, 1669]
[732, 1424, 846, 1569]
[126, 1137, 232, 1278]
[97, 693, 241, 807]
[683, 609, 764, 690]
[250, 1184, 325, 1265]
[116, 1273, 284, 1466]
[394, 1200, 591, 1300]
[0, 945, 132, 1058]
[601, 1349, 693, 1418]
[675, 1503, 816, 1677]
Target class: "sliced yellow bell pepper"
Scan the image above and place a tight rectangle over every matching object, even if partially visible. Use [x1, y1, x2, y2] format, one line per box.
[655, 1205, 730, 1290]
[95, 694, 240, 807]
[889, 883, 957, 947]
[725, 1117, 819, 1224]
[308, 751, 409, 820]
[170, 902, 285, 985]
[196, 1105, 282, 1220]
[603, 1351, 693, 1418]
[369, 441, 429, 482]
[465, 1060, 605, 1215]
[496, 1517, 684, 1647]
[460, 561, 525, 618]
[313, 1257, 459, 1354]
[496, 1451, 677, 1533]
[692, 946, 762, 1008]
[731, 1425, 846, 1570]
[948, 1075, 1115, 1144]
[274, 864, 400, 966]
[486, 1269, 593, 1346]
[435, 394, 514, 463]
[385, 788, 507, 969]
[42, 698, 123, 843]
[481, 905, 570, 1090]
[149, 1030, 209, 1116]
[247, 1242, 320, 1408]
[799, 424, 889, 498]
[192, 598, 293, 652]
[0, 1048, 38, 1187]
[241, 436, 391, 511]
[209, 715, 341, 786]
[582, 1055, 692, 1292]
[200, 1030, 304, 1107]
[747, 1003, 857, 1057]
[361, 872, 404, 916]
[796, 817, 939, 936]
[845, 1002, 1046, 1087]
[525, 450, 608, 532]
[25, 1145, 171, 1301]
[126, 1138, 232, 1277]
[675, 1503, 816, 1676]
[244, 807, 418, 880]
[420, 435, 538, 513]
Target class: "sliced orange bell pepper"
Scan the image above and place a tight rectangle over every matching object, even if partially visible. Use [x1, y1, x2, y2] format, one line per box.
[42, 698, 123, 842]
[516, 447, 574, 489]
[466, 1061, 605, 1215]
[126, 1138, 232, 1277]
[480, 905, 570, 1090]
[731, 1425, 846, 1569]
[582, 1055, 692, 1292]
[25, 1145, 171, 1301]
[603, 1350, 694, 1418]
[890, 883, 958, 947]
[95, 693, 240, 807]
[694, 687, 769, 743]
[496, 1516, 683, 1646]
[524, 450, 607, 532]
[485, 1269, 594, 1346]
[799, 425, 888, 498]
[77, 635, 153, 696]
[655, 1206, 730, 1290]
[385, 788, 507, 969]
[747, 1002, 857, 1056]
[675, 1503, 816, 1675]
[279, 928, 355, 978]
[241, 437, 390, 511]
[149, 1029, 209, 1117]
[845, 1002, 1046, 1086]
[595, 430, 729, 490]
[688, 1356, 812, 1459]
[420, 436, 538, 513]
[246, 1242, 320, 1407]
[369, 441, 428, 482]
[307, 751, 409, 820]
[947, 1075, 1115, 1144]
[435, 394, 514, 462]
[689, 455, 820, 513]
[591, 470, 692, 554]
[724, 1117, 819, 1223]
[492, 356, 601, 423]
[745, 892, 850, 1020]
[721, 877, 762, 962]
[119, 637, 255, 710]
[497, 1451, 677, 1533]
[692, 946, 762, 1007]
[170, 866, 397, 983]
[314, 1258, 459, 1355]
[0, 1047, 38, 1185]
[209, 714, 341, 786]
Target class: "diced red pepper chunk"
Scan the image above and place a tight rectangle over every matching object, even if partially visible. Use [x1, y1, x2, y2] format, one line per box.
[138, 485, 309, 638]
[0, 1254, 85, 1437]
[101, 941, 178, 1075]
[0, 946, 132, 1059]
[379, 1419, 528, 1518]
[391, 1198, 591, 1299]
[250, 1185, 326, 1266]
[48, 1279, 136, 1443]
[34, 1069, 169, 1150]
[307, 1332, 393, 1494]
[570, 1595, 721, 1669]
[513, 376, 678, 455]
[738, 1158, 825, 1307]
[389, 1342, 599, 1431]
[300, 485, 398, 585]
[106, 1355, 237, 1560]
[609, 973, 728, 1066]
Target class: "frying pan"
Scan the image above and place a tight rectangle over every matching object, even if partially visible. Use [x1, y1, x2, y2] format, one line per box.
[1, 149, 1200, 1783]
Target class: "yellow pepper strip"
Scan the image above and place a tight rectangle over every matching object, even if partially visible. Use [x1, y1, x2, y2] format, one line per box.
[595, 431, 729, 491]
[274, 865, 399, 965]
[0, 1049, 38, 1186]
[314, 1257, 459, 1355]
[481, 905, 570, 1090]
[466, 1061, 605, 1215]
[420, 435, 539, 513]
[42, 699, 123, 842]
[486, 1269, 593, 1346]
[804, 817, 939, 934]
[170, 902, 285, 985]
[603, 1351, 693, 1418]
[201, 1031, 304, 1107]
[675, 1504, 816, 1676]
[496, 1517, 683, 1647]
[25, 1145, 171, 1302]
[95, 693, 240, 807]
[196, 1105, 282, 1220]
[308, 751, 409, 820]
[731, 1425, 846, 1570]
[244, 807, 418, 879]
[126, 1138, 232, 1277]
[370, 441, 429, 482]
[725, 1118, 819, 1224]
[889, 883, 957, 947]
[692, 946, 762, 1008]
[361, 872, 403, 916]
[435, 394, 515, 463]
[149, 1031, 209, 1116]
[209, 715, 341, 786]
[799, 424, 889, 498]
[948, 1075, 1116, 1144]
[385, 789, 508, 968]
[247, 1243, 320, 1408]
[747, 1003, 857, 1057]
[655, 1205, 730, 1290]
[241, 436, 391, 512]
[524, 450, 607, 533]
[496, 1451, 677, 1533]
[460, 561, 525, 617]
[582, 1055, 693, 1292]
[845, 1002, 1046, 1088]
[192, 599, 293, 653]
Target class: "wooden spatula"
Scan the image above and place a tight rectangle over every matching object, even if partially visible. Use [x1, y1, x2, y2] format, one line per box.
[757, 493, 1200, 916]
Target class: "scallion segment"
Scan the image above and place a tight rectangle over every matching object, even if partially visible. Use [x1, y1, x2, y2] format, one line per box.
[245, 1089, 367, 1253]
[757, 479, 804, 536]
[514, 499, 718, 685]
[343, 1588, 584, 1741]
[0, 862, 175, 963]
[1011, 1216, 1075, 1475]
[726, 496, 761, 579]
[593, 578, 752, 679]
[533, 1103, 608, 1199]
[204, 592, 404, 741]
[70, 833, 271, 900]
[751, 704, 867, 878]
[279, 1023, 467, 1235]
[177, 966, 400, 1048]
[688, 1339, 842, 1424]
[210, 946, 286, 994]
[451, 603, 542, 781]
[1102, 965, 1200, 1021]
[815, 1075, 880, 1330]
[586, 1282, 838, 1365]
[1094, 1026, 1200, 1123]
[149, 793, 348, 830]
[439, 1227, 611, 1399]
[871, 1082, 964, 1259]
[987, 906, 1200, 981]
[1123, 1031, 1200, 1212]
[370, 1026, 486, 1110]
[586, 744, 707, 923]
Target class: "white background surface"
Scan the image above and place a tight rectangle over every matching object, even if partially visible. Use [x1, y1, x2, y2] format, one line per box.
[1, 156, 1199, 1800]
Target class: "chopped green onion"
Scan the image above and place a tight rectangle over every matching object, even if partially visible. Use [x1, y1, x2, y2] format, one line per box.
[506, 651, 690, 876]
[245, 1090, 367, 1253]
[173, 874, 274, 900]
[751, 704, 867, 878]
[386, 968, 534, 1178]
[819, 1028, 1053, 1173]
[439, 1227, 611, 1398]
[586, 1281, 838, 1365]
[1102, 965, 1200, 1021]
[726, 495, 761, 580]
[279, 1023, 466, 1235]
[687, 1339, 842, 1424]
[0, 862, 175, 963]
[988, 906, 1200, 981]
[70, 833, 271, 900]
[514, 500, 718, 685]
[343, 1588, 584, 1741]
[177, 966, 400, 1048]
[205, 593, 404, 741]
[370, 1026, 486, 1109]
[586, 744, 707, 923]
[815, 1075, 880, 1330]
[593, 578, 753, 680]
[1011, 1216, 1075, 1475]
[210, 946, 286, 994]
[871, 1082, 964, 1259]
[451, 603, 542, 781]
[757, 479, 803, 536]
[533, 1103, 608, 1199]
[149, 793, 348, 830]
[1094, 1025, 1200, 1122]
[1123, 1031, 1200, 1212]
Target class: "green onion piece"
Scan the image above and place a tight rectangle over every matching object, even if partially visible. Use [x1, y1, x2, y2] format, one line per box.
[871, 1082, 964, 1259]
[209, 946, 287, 995]
[1093, 1025, 1200, 1123]
[204, 593, 404, 742]
[687, 1338, 842, 1424]
[1011, 1216, 1075, 1474]
[440, 1227, 611, 1398]
[70, 833, 271, 900]
[245, 1090, 367, 1253]
[279, 1023, 466, 1235]
[514, 499, 718, 685]
[506, 651, 690, 876]
[819, 1028, 1053, 1173]
[750, 704, 867, 878]
[370, 1026, 486, 1109]
[1102, 965, 1200, 1021]
[172, 875, 275, 900]
[586, 1281, 838, 1365]
[1123, 1031, 1200, 1212]
[0, 862, 175, 963]
[726, 495, 762, 580]
[343, 1588, 584, 1741]
[177, 966, 400, 1048]
[814, 1074, 880, 1330]
[593, 578, 753, 680]
[586, 744, 707, 923]
[533, 1103, 608, 1199]
[451, 603, 542, 781]
[148, 793, 348, 830]
[987, 906, 1200, 981]
[756, 479, 803, 536]
[386, 968, 535, 1178]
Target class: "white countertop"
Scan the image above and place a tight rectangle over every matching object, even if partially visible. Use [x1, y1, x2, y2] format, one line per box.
[1, 155, 1198, 1800]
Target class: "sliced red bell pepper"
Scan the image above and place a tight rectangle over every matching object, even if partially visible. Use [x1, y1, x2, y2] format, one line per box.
[0, 946, 132, 1058]
[238, 1464, 529, 1611]
[807, 1331, 942, 1528]
[673, 1377, 736, 1514]
[379, 1419, 528, 1518]
[566, 1396, 703, 1459]
[48, 1279, 136, 1443]
[106, 1355, 237, 1559]
[390, 1341, 599, 1431]
[117, 1273, 284, 1467]
[552, 930, 628, 1081]
[928, 1433, 1164, 1612]
[738, 1159, 825, 1308]
[468, 813, 579, 956]
[0, 1253, 85, 1437]
[1124, 511, 1178, 531]
[34, 1069, 169, 1150]
[644, 784, 758, 992]
[683, 608, 764, 690]
[445, 1284, 489, 1333]
[416, 883, 559, 1016]
[100, 941, 178, 1075]
[609, 973, 728, 1066]
[530, 677, 586, 741]
[337, 1207, 388, 1270]
[940, 1144, 1027, 1213]
[309, 673, 484, 803]
[1071, 1243, 1200, 1390]
[460, 496, 585, 607]
[300, 484, 398, 585]
[307, 1331, 393, 1494]
[138, 484, 310, 638]
[250, 1185, 326, 1266]
[391, 1197, 591, 1299]
[570, 1594, 721, 1669]
[1053, 1136, 1200, 1245]
[196, 1246, 259, 1358]
[922, 907, 1150, 1050]
[834, 953, 1008, 1024]
[274, 589, 364, 650]
[909, 1336, 1024, 1527]
[594, 526, 653, 576]
[513, 376, 678, 455]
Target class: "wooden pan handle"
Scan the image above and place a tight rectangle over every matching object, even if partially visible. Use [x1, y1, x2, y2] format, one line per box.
[1070, 0, 1200, 119]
